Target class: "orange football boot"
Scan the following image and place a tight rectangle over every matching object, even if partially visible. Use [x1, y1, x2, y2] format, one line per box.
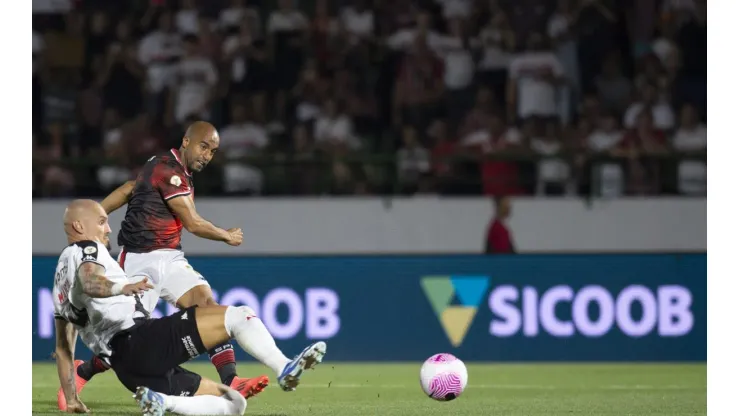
[229, 375, 270, 399]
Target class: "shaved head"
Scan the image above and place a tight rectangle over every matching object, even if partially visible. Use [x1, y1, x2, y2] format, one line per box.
[185, 121, 218, 142]
[63, 199, 101, 225]
[64, 199, 112, 248]
[180, 121, 220, 172]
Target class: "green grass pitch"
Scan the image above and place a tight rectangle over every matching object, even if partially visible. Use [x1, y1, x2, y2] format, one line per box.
[32, 362, 706, 415]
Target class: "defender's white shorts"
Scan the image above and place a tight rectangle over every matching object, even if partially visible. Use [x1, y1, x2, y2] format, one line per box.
[118, 248, 210, 308]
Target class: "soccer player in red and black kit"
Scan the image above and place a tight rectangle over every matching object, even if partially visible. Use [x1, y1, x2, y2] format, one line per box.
[58, 121, 269, 410]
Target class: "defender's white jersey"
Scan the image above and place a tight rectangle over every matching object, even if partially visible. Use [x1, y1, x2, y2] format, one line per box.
[52, 240, 142, 358]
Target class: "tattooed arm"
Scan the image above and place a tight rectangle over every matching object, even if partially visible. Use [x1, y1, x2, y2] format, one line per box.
[77, 261, 155, 298]
[55, 317, 88, 412]
[77, 262, 116, 298]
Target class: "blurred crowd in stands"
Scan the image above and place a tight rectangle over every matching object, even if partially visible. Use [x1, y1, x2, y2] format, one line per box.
[32, 0, 706, 198]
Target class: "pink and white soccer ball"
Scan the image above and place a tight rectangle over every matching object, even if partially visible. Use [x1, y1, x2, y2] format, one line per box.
[419, 353, 468, 401]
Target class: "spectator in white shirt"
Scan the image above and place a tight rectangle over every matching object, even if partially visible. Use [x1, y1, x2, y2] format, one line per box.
[397, 126, 431, 193]
[387, 11, 446, 53]
[97, 110, 131, 192]
[176, 0, 200, 35]
[473, 12, 515, 102]
[138, 12, 181, 117]
[531, 121, 572, 196]
[588, 112, 624, 153]
[507, 32, 565, 123]
[220, 103, 269, 195]
[672, 103, 706, 150]
[168, 35, 218, 125]
[672, 103, 706, 195]
[586, 112, 625, 197]
[340, 0, 375, 43]
[652, 19, 679, 69]
[292, 60, 325, 123]
[439, 18, 475, 125]
[623, 83, 676, 131]
[314, 98, 361, 153]
[219, 0, 262, 38]
[266, 0, 309, 56]
[547, 0, 580, 123]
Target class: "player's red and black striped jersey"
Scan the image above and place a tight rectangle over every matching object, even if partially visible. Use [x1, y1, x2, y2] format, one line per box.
[117, 149, 194, 253]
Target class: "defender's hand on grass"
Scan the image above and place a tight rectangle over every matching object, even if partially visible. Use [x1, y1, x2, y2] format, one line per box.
[65, 398, 90, 413]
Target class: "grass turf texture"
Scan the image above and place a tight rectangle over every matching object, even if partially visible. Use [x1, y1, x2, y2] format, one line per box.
[32, 362, 706, 415]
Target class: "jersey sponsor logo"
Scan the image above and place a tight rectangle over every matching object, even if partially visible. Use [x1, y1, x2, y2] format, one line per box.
[181, 335, 199, 358]
[170, 175, 183, 187]
[54, 262, 70, 304]
[83, 246, 97, 255]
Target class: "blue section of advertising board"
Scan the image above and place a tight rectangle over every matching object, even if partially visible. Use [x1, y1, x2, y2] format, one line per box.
[33, 254, 706, 362]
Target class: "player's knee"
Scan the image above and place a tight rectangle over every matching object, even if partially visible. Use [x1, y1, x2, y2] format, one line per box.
[229, 305, 257, 319]
[237, 305, 257, 317]
[224, 305, 258, 335]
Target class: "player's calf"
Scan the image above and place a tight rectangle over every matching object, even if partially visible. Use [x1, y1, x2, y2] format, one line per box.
[208, 343, 238, 385]
[77, 355, 110, 380]
[208, 342, 270, 398]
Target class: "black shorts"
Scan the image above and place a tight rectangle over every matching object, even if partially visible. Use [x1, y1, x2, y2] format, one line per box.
[108, 307, 208, 396]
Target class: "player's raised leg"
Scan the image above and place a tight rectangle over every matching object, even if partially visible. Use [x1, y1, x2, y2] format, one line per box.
[175, 282, 269, 398]
[194, 305, 327, 392]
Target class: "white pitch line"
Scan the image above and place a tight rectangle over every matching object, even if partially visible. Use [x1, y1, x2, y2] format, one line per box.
[31, 382, 704, 390]
[302, 384, 702, 390]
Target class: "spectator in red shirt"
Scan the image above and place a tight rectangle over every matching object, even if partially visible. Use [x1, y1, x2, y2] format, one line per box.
[428, 119, 455, 176]
[617, 109, 667, 195]
[485, 196, 516, 254]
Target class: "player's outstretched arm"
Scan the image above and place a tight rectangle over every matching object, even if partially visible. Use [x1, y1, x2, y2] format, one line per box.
[167, 195, 243, 246]
[54, 318, 89, 413]
[76, 262, 154, 298]
[100, 180, 135, 214]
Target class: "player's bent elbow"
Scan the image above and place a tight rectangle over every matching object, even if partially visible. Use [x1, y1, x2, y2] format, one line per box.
[181, 218, 202, 234]
[181, 221, 196, 233]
